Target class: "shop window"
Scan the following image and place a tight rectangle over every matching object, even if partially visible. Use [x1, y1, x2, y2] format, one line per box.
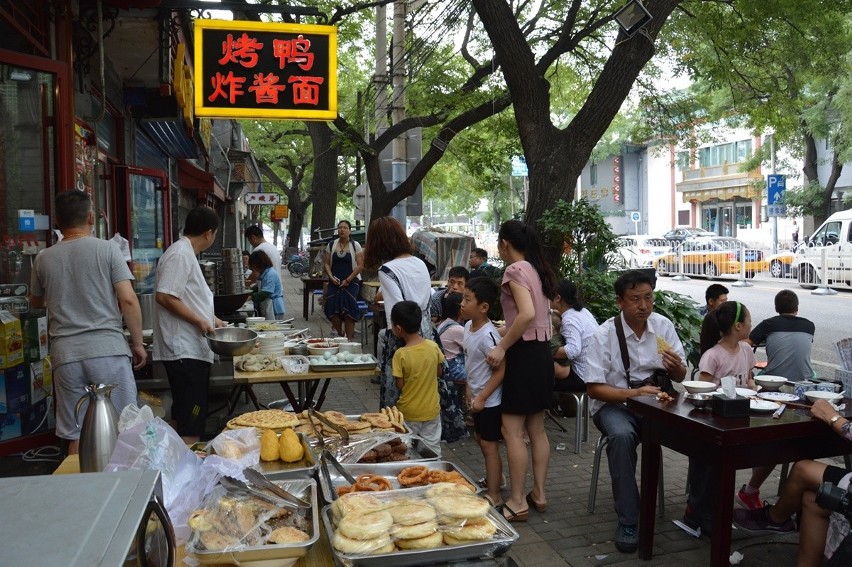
[0, 64, 55, 286]
[735, 204, 753, 229]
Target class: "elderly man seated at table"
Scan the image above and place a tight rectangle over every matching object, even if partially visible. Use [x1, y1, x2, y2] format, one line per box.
[585, 270, 688, 553]
[734, 399, 852, 566]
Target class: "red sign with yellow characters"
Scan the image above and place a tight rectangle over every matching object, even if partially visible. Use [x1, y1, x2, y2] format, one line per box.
[194, 19, 337, 120]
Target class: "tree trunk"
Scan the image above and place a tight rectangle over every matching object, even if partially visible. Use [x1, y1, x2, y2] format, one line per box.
[472, 0, 680, 265]
[307, 122, 338, 235]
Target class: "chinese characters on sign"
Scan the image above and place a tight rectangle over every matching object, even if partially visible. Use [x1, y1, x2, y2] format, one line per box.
[612, 156, 621, 203]
[245, 193, 281, 205]
[194, 20, 337, 120]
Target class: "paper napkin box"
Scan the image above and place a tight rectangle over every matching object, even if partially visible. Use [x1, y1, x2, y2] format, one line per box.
[711, 394, 750, 418]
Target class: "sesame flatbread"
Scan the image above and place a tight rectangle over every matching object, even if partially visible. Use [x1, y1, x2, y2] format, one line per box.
[233, 409, 300, 430]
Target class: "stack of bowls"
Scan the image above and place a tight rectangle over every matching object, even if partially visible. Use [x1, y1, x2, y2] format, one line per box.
[257, 332, 288, 356]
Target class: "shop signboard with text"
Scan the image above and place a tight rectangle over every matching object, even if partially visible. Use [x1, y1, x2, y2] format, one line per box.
[194, 19, 337, 120]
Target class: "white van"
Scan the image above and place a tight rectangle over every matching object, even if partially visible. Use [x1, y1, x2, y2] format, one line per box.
[794, 209, 852, 289]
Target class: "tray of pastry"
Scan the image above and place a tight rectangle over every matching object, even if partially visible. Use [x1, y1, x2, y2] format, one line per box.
[316, 433, 441, 465]
[186, 478, 319, 566]
[318, 461, 481, 504]
[321, 484, 519, 567]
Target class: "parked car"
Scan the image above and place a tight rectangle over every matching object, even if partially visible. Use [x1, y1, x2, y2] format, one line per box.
[767, 249, 798, 278]
[654, 237, 768, 278]
[612, 235, 672, 268]
[661, 227, 715, 241]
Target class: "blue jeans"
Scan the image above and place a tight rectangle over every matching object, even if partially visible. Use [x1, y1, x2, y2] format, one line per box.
[592, 403, 642, 526]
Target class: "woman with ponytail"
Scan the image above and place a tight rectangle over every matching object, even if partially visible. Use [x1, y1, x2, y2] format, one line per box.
[485, 220, 556, 522]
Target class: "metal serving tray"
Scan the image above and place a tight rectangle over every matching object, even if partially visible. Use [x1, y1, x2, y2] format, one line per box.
[187, 479, 319, 566]
[321, 487, 519, 567]
[316, 433, 440, 464]
[255, 432, 318, 480]
[309, 354, 379, 372]
[318, 460, 481, 504]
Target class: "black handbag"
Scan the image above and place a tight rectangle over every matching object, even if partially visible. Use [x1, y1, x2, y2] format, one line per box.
[614, 316, 676, 396]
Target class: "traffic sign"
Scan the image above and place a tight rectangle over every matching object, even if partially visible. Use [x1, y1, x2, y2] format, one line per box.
[767, 174, 786, 217]
[245, 192, 280, 205]
[630, 211, 641, 223]
[511, 155, 528, 177]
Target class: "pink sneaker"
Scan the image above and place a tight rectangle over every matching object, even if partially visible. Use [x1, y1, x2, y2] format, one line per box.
[736, 485, 765, 510]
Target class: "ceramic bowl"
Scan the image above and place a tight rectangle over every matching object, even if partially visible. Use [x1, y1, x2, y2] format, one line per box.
[681, 380, 717, 394]
[307, 344, 339, 356]
[754, 375, 787, 392]
[684, 393, 713, 409]
[804, 390, 843, 404]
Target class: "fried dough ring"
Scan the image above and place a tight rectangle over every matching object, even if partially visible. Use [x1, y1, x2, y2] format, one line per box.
[398, 465, 429, 487]
[354, 474, 393, 492]
[426, 470, 447, 483]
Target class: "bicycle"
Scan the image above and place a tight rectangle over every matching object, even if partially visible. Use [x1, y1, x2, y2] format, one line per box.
[284, 252, 309, 277]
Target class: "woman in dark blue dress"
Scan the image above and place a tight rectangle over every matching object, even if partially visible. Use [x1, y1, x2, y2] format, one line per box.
[323, 220, 364, 339]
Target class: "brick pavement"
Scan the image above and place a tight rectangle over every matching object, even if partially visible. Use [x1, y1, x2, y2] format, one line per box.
[209, 274, 837, 566]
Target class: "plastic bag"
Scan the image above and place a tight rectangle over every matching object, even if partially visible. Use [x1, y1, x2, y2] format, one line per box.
[117, 403, 154, 433]
[106, 417, 221, 544]
[208, 428, 260, 469]
[110, 232, 131, 262]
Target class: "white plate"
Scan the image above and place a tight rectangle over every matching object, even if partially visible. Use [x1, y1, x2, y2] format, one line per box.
[715, 388, 757, 398]
[757, 392, 799, 403]
[750, 399, 781, 412]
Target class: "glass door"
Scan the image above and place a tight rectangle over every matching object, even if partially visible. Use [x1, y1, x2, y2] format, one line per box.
[116, 166, 171, 292]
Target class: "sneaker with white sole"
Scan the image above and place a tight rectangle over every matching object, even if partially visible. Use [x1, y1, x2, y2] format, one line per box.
[614, 523, 639, 553]
[736, 485, 765, 510]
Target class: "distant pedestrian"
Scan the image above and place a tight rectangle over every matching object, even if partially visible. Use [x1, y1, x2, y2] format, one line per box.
[792, 221, 799, 246]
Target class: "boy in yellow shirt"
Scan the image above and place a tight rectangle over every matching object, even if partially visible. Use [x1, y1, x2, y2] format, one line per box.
[391, 300, 445, 456]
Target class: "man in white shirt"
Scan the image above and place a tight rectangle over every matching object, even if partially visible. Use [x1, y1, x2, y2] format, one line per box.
[585, 270, 687, 553]
[244, 225, 282, 283]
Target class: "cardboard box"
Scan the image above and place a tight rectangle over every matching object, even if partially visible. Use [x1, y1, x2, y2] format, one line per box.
[0, 397, 49, 441]
[0, 364, 28, 413]
[20, 310, 48, 363]
[0, 311, 24, 369]
[29, 358, 52, 404]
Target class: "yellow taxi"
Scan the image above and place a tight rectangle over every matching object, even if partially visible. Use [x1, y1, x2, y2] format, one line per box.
[654, 237, 769, 278]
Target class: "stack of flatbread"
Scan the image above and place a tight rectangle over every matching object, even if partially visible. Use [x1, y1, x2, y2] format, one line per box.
[293, 408, 406, 437]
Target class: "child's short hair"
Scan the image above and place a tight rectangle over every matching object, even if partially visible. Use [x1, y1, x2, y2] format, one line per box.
[390, 300, 422, 333]
[441, 292, 463, 320]
[465, 276, 499, 307]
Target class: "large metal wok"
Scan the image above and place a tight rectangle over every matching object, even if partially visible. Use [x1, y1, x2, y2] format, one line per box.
[213, 292, 251, 316]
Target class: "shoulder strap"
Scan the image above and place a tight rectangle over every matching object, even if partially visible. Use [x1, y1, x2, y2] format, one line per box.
[613, 315, 631, 383]
[379, 265, 405, 300]
[438, 320, 461, 336]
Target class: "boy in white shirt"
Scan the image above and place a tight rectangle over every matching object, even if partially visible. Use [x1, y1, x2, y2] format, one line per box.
[461, 277, 505, 506]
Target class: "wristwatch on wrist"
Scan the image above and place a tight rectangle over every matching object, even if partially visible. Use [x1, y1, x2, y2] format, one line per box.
[830, 414, 843, 425]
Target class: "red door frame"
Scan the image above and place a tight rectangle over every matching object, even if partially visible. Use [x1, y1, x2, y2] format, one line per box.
[115, 165, 173, 259]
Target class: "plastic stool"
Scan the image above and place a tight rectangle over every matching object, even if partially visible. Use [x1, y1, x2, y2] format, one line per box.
[588, 434, 665, 517]
[357, 301, 372, 346]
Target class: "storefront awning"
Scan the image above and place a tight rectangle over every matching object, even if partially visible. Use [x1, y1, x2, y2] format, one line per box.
[681, 185, 761, 203]
[178, 160, 226, 201]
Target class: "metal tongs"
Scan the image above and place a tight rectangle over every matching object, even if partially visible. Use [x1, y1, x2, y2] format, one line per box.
[307, 408, 350, 446]
[322, 448, 357, 485]
[219, 475, 297, 508]
[242, 467, 310, 508]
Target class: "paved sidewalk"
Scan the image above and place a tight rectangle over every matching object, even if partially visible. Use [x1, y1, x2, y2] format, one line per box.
[209, 274, 837, 566]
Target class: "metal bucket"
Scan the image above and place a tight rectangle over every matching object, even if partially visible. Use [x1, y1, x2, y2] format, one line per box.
[136, 293, 154, 331]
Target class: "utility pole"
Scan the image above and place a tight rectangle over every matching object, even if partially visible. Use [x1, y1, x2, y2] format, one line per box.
[390, 0, 407, 226]
[370, 4, 389, 226]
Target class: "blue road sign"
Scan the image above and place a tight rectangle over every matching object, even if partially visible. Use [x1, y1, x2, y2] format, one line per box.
[767, 174, 786, 217]
[630, 211, 641, 223]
